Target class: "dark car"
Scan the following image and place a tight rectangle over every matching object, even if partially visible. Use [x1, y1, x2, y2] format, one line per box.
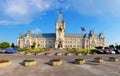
[95, 50, 104, 54]
[115, 50, 120, 54]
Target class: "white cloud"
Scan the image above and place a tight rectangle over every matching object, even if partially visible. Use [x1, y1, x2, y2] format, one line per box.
[0, 0, 55, 25]
[4, 0, 28, 19]
[0, 20, 11, 25]
[67, 0, 120, 16]
[31, 28, 41, 34]
[0, 19, 32, 25]
[30, 0, 52, 11]
[1, 0, 120, 25]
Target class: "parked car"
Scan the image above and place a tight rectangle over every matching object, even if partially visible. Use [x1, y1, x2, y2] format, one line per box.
[104, 49, 110, 54]
[115, 50, 120, 54]
[95, 50, 104, 54]
[5, 49, 17, 54]
[109, 49, 115, 54]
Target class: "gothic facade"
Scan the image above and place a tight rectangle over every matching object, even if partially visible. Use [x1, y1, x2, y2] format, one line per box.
[17, 11, 105, 49]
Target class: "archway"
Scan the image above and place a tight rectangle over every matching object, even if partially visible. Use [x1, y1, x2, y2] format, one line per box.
[58, 41, 62, 49]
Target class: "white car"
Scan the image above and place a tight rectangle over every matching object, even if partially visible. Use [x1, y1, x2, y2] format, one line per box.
[109, 50, 115, 54]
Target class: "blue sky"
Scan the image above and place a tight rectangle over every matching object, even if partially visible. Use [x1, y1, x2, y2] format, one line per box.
[0, 0, 120, 46]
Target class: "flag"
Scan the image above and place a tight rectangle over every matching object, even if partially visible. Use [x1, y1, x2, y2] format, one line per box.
[81, 27, 86, 31]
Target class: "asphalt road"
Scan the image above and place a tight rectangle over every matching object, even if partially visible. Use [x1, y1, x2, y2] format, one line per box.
[0, 51, 120, 76]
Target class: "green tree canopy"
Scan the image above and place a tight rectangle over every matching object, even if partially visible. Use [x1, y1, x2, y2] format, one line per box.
[0, 42, 10, 49]
[115, 45, 120, 50]
[31, 42, 36, 49]
[11, 42, 15, 49]
[109, 45, 114, 49]
[95, 46, 103, 49]
[104, 47, 109, 49]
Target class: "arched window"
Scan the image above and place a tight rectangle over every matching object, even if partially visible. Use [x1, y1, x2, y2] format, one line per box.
[26, 40, 30, 48]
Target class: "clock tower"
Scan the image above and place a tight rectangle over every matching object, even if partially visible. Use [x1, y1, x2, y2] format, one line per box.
[55, 10, 65, 49]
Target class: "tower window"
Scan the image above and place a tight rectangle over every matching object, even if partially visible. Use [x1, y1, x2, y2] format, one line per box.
[58, 28, 62, 32]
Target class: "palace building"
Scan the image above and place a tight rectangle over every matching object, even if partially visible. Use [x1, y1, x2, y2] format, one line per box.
[17, 11, 105, 49]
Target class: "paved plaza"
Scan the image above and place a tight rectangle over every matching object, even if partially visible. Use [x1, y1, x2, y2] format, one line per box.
[0, 50, 120, 76]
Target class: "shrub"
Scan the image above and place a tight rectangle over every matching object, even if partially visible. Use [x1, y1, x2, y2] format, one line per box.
[50, 58, 61, 62]
[109, 57, 117, 59]
[0, 60, 9, 63]
[66, 48, 92, 53]
[75, 58, 84, 61]
[95, 56, 103, 59]
[23, 58, 35, 62]
[18, 48, 30, 52]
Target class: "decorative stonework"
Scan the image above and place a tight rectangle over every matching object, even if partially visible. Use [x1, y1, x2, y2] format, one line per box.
[23, 59, 36, 67]
[55, 52, 62, 56]
[76, 53, 81, 56]
[0, 60, 11, 68]
[109, 57, 118, 62]
[34, 52, 41, 55]
[49, 58, 62, 66]
[93, 53, 97, 56]
[94, 57, 103, 63]
[18, 52, 25, 54]
[74, 58, 85, 64]
[45, 52, 51, 56]
[65, 52, 72, 56]
[84, 53, 90, 56]
[25, 52, 31, 55]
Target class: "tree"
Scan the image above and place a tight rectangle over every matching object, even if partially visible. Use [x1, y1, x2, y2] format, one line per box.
[115, 45, 120, 50]
[37, 44, 40, 47]
[31, 42, 36, 49]
[104, 47, 109, 49]
[0, 42, 10, 49]
[95, 46, 103, 49]
[11, 42, 15, 49]
[109, 45, 114, 49]
[118, 45, 120, 50]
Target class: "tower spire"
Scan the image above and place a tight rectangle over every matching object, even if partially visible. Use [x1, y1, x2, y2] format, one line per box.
[57, 9, 64, 23]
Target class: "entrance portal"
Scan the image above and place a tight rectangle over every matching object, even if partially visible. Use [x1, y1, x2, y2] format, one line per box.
[58, 41, 62, 49]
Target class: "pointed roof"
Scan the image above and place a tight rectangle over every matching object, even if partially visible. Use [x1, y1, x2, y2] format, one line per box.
[56, 10, 64, 23]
